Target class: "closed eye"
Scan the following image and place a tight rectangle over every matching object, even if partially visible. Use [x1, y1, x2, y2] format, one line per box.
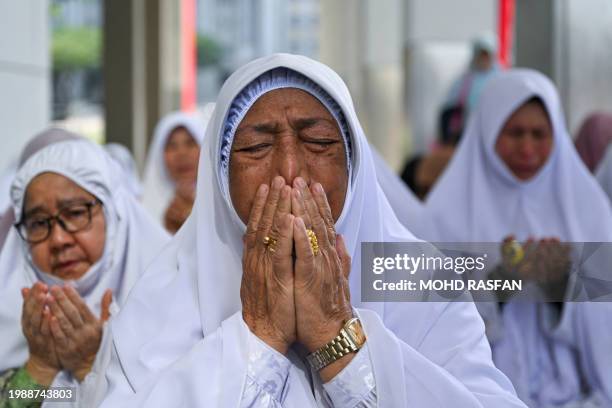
[306, 139, 338, 144]
[234, 143, 273, 153]
[25, 218, 49, 230]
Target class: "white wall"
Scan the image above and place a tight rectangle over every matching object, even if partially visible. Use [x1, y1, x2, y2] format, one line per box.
[559, 0, 612, 135]
[0, 0, 50, 172]
[320, 0, 406, 168]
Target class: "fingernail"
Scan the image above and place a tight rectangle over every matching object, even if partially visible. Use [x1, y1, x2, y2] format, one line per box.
[295, 177, 307, 189]
[314, 183, 324, 194]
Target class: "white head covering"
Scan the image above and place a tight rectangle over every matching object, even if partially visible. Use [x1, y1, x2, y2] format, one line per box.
[104, 143, 143, 200]
[0, 139, 170, 372]
[426, 69, 612, 243]
[0, 160, 18, 215]
[111, 53, 423, 383]
[0, 128, 82, 251]
[141, 107, 212, 222]
[370, 147, 426, 236]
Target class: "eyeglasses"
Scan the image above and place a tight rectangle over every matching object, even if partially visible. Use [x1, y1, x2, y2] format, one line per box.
[15, 200, 102, 244]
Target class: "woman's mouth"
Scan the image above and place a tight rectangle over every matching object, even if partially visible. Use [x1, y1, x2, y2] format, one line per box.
[53, 260, 82, 275]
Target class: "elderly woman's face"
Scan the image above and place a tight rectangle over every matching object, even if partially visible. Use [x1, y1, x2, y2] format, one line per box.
[164, 126, 200, 185]
[495, 99, 554, 180]
[23, 173, 106, 280]
[230, 88, 348, 223]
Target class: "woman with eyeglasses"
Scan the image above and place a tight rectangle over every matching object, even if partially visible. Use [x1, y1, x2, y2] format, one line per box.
[0, 139, 169, 407]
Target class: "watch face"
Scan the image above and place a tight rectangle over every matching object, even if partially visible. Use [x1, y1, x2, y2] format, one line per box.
[346, 320, 366, 346]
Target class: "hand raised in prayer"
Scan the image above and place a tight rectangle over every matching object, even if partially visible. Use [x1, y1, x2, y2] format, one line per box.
[500, 236, 571, 300]
[522, 238, 571, 300]
[291, 178, 353, 380]
[21, 282, 61, 386]
[47, 285, 112, 381]
[241, 177, 296, 354]
[164, 182, 196, 233]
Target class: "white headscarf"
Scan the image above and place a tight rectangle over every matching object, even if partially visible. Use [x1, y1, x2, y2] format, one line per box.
[104, 143, 143, 200]
[106, 54, 522, 407]
[424, 69, 612, 406]
[141, 107, 212, 223]
[425, 69, 612, 243]
[0, 139, 170, 372]
[0, 128, 82, 251]
[370, 147, 426, 236]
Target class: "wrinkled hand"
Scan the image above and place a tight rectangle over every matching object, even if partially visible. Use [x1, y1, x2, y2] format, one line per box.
[241, 177, 296, 354]
[291, 178, 352, 352]
[21, 282, 61, 386]
[47, 286, 112, 381]
[500, 236, 571, 300]
[522, 238, 571, 299]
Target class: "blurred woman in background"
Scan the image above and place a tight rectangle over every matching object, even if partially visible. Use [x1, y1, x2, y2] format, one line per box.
[574, 112, 612, 173]
[142, 107, 213, 233]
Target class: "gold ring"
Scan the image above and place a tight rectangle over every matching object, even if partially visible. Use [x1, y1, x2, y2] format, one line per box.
[503, 240, 524, 266]
[263, 236, 278, 253]
[306, 229, 319, 256]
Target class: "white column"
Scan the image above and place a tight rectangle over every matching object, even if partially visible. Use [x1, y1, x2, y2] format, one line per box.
[319, 0, 405, 169]
[0, 0, 51, 171]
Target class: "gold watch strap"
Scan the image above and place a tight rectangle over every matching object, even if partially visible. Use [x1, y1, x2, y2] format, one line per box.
[306, 328, 359, 371]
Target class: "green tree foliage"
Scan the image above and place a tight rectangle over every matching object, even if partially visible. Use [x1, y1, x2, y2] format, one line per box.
[197, 35, 222, 67]
[52, 27, 101, 71]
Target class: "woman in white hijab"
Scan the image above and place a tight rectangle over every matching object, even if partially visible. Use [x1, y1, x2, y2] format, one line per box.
[0, 139, 169, 404]
[142, 107, 213, 233]
[100, 54, 524, 407]
[424, 69, 612, 406]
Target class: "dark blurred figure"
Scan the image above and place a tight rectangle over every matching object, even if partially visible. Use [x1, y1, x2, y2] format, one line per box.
[574, 112, 612, 172]
[401, 106, 461, 199]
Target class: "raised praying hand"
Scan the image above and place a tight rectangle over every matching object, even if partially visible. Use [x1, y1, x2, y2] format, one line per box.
[240, 176, 353, 381]
[21, 282, 112, 384]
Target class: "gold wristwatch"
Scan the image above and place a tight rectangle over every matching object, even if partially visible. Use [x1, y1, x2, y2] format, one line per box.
[306, 317, 366, 371]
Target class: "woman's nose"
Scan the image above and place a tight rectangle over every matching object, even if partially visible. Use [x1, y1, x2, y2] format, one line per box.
[48, 221, 74, 249]
[518, 138, 537, 159]
[275, 138, 307, 185]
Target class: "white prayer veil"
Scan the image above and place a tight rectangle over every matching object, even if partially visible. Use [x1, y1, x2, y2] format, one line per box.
[370, 147, 426, 237]
[0, 128, 82, 250]
[0, 139, 170, 372]
[104, 143, 143, 200]
[141, 108, 212, 223]
[107, 54, 523, 407]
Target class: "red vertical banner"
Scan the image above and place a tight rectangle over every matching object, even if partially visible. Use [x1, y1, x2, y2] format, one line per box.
[181, 0, 197, 111]
[498, 0, 515, 68]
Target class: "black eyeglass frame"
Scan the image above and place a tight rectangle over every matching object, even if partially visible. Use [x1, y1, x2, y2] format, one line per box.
[14, 199, 103, 244]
